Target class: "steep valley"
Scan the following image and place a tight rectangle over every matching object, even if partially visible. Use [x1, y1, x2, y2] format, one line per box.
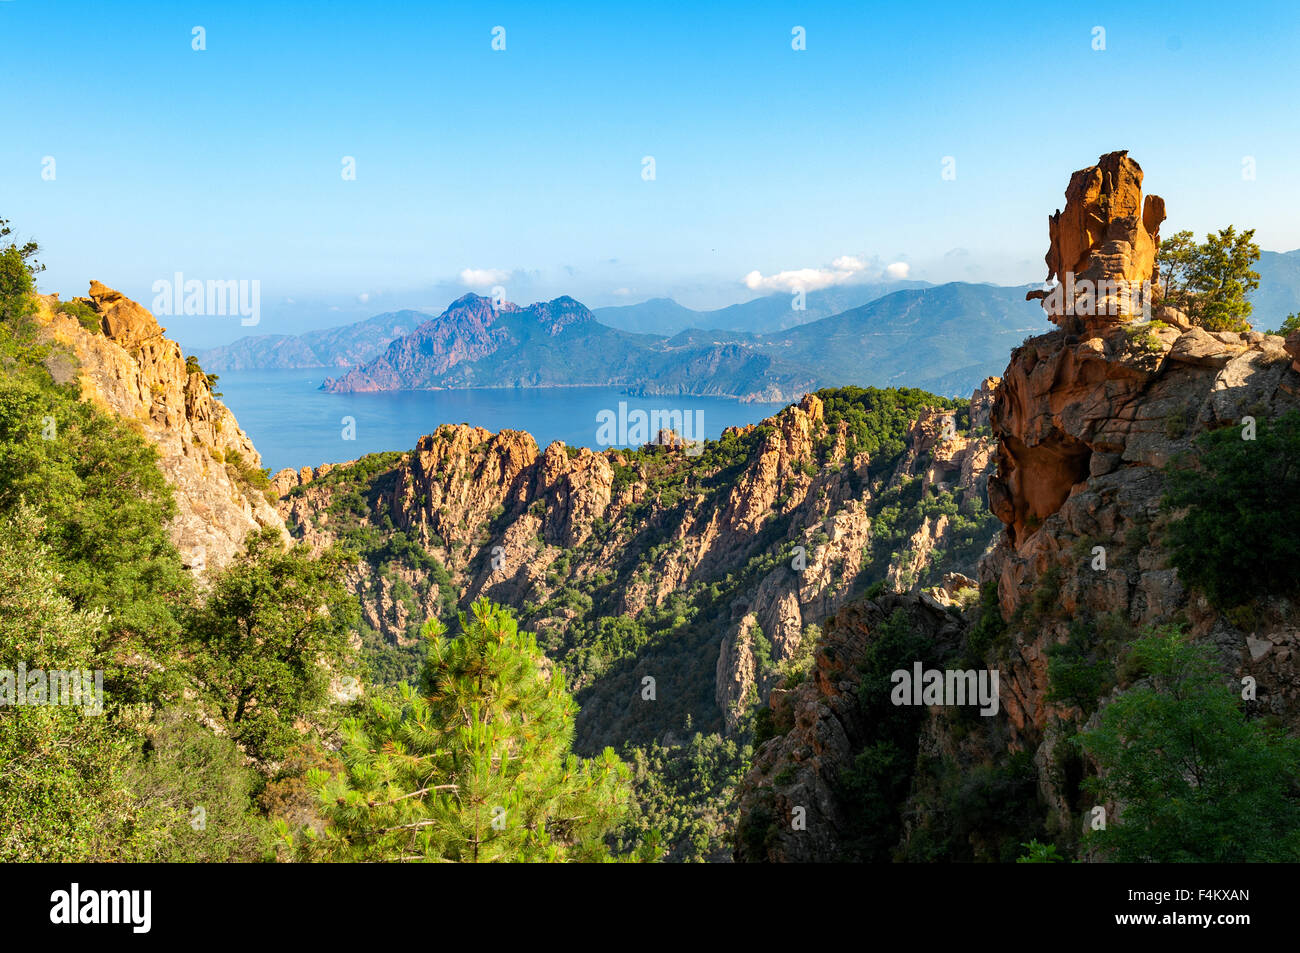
[271, 385, 1003, 858]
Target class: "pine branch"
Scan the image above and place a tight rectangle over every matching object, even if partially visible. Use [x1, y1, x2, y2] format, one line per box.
[369, 784, 458, 808]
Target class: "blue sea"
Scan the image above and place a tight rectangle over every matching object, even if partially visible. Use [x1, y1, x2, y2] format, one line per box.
[214, 369, 788, 474]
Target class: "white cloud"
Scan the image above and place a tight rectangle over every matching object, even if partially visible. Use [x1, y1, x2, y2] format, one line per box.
[613, 287, 633, 296]
[357, 292, 370, 304]
[743, 255, 870, 293]
[743, 255, 915, 293]
[460, 267, 511, 286]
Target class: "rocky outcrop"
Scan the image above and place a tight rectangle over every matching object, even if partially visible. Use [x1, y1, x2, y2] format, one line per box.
[948, 160, 1300, 867]
[278, 385, 1000, 746]
[1027, 150, 1165, 333]
[529, 442, 615, 549]
[1283, 328, 1300, 373]
[984, 313, 1298, 739]
[979, 155, 1300, 771]
[35, 285, 284, 578]
[399, 425, 539, 552]
[734, 152, 1300, 862]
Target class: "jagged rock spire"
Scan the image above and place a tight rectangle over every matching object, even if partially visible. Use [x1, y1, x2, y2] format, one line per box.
[1027, 150, 1167, 330]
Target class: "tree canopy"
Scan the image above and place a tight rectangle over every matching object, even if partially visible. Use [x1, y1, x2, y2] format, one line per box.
[304, 598, 631, 861]
[1078, 627, 1300, 862]
[1162, 410, 1300, 608]
[1158, 226, 1261, 332]
[186, 527, 359, 761]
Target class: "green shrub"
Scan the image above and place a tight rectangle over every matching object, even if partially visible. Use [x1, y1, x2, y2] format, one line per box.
[58, 298, 101, 333]
[1016, 839, 1066, 863]
[1162, 410, 1300, 607]
[964, 580, 1007, 663]
[1077, 626, 1300, 861]
[223, 448, 271, 493]
[122, 709, 275, 862]
[184, 354, 220, 393]
[1045, 618, 1117, 716]
[1164, 410, 1187, 439]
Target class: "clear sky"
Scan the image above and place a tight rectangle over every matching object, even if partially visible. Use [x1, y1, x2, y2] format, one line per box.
[3, 0, 1298, 346]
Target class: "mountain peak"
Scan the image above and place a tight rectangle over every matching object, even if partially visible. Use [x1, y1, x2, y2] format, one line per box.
[527, 295, 596, 335]
[446, 291, 519, 313]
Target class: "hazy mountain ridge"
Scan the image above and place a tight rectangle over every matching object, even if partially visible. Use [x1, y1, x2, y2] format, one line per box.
[593, 281, 930, 335]
[323, 283, 1054, 401]
[192, 309, 430, 371]
[1254, 249, 1300, 329]
[321, 294, 663, 392]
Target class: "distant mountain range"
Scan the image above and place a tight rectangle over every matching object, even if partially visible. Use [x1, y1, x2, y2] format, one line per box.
[192, 310, 427, 371]
[192, 255, 1300, 401]
[318, 284, 1051, 401]
[319, 294, 668, 393]
[194, 283, 920, 371]
[592, 281, 929, 335]
[1254, 249, 1300, 329]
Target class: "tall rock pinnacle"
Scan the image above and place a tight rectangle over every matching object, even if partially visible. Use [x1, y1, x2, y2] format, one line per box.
[1027, 150, 1167, 332]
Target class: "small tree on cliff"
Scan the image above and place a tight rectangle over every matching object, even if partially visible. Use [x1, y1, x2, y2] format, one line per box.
[187, 527, 359, 761]
[1077, 627, 1300, 862]
[1272, 313, 1300, 336]
[303, 598, 631, 862]
[1158, 226, 1260, 332]
[0, 216, 43, 322]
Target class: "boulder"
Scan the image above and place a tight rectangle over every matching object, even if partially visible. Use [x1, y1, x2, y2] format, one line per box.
[87, 280, 162, 348]
[1167, 325, 1239, 367]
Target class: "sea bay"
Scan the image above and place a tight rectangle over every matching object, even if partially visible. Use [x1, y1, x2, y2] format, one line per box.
[214, 369, 788, 474]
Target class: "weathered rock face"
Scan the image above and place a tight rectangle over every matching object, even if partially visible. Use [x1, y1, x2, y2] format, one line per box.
[530, 442, 614, 549]
[1027, 151, 1166, 333]
[87, 280, 162, 347]
[984, 155, 1300, 746]
[881, 399, 995, 593]
[399, 425, 540, 554]
[734, 153, 1300, 862]
[734, 594, 967, 862]
[984, 320, 1298, 735]
[1285, 329, 1300, 373]
[36, 285, 284, 578]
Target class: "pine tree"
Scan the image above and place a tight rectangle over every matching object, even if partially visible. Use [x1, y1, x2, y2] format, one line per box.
[1158, 226, 1261, 332]
[304, 598, 631, 862]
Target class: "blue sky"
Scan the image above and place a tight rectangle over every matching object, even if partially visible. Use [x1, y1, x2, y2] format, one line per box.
[3, 0, 1298, 347]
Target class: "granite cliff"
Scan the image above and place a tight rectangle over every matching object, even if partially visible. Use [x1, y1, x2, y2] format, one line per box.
[32, 282, 284, 578]
[734, 152, 1300, 862]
